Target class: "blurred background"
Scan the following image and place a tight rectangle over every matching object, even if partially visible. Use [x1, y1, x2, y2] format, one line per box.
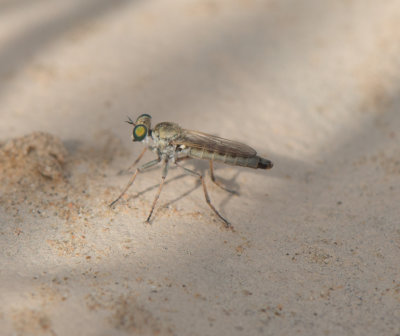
[4, 0, 400, 153]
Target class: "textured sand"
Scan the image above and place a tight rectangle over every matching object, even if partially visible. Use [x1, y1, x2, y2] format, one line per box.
[1, 1, 399, 335]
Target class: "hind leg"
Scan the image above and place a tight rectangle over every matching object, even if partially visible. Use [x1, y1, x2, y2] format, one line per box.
[209, 161, 238, 195]
[175, 161, 231, 228]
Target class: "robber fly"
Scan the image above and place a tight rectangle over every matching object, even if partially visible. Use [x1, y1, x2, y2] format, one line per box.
[110, 114, 273, 228]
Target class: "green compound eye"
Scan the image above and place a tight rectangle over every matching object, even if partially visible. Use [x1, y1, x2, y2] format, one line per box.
[133, 125, 148, 141]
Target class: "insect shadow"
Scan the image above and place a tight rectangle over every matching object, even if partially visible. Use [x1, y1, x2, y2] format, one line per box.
[160, 160, 241, 212]
[121, 159, 240, 215]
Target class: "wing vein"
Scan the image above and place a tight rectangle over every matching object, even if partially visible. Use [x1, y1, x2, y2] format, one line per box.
[172, 129, 257, 158]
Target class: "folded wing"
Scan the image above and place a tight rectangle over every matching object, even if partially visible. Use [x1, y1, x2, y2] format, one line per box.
[172, 129, 257, 158]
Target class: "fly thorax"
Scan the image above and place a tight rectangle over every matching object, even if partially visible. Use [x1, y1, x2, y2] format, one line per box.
[153, 122, 182, 141]
[151, 131, 162, 146]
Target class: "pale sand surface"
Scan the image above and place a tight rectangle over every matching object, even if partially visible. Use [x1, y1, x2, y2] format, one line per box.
[1, 1, 399, 335]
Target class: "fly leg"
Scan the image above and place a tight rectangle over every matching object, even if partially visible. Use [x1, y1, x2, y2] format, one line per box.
[209, 160, 238, 195]
[175, 161, 231, 228]
[118, 147, 147, 175]
[110, 158, 161, 207]
[145, 159, 169, 223]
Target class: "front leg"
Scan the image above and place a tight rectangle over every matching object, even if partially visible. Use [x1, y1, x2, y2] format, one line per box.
[110, 158, 161, 207]
[145, 158, 170, 223]
[118, 147, 147, 175]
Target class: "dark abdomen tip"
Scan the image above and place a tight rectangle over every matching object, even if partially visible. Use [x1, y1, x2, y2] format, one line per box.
[258, 158, 273, 169]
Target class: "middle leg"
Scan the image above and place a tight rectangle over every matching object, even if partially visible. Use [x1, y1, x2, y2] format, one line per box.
[209, 160, 238, 195]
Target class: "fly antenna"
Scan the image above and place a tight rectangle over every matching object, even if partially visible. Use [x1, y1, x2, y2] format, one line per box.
[126, 116, 135, 126]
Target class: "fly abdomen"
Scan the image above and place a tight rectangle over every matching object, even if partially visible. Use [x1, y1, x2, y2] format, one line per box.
[257, 157, 273, 169]
[233, 155, 273, 169]
[188, 148, 273, 169]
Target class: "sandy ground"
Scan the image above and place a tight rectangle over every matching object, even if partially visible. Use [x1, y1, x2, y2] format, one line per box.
[1, 0, 400, 335]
